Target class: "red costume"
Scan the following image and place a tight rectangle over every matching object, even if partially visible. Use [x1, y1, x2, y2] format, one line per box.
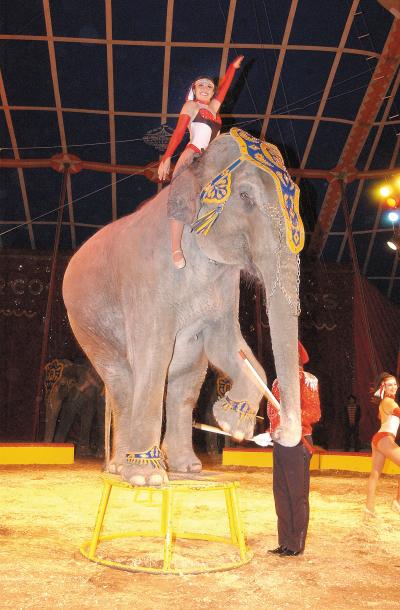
[159, 56, 243, 269]
[267, 369, 321, 449]
[161, 60, 238, 163]
[371, 396, 400, 448]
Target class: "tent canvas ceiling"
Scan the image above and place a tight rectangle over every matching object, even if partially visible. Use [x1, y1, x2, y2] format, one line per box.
[1, 0, 400, 299]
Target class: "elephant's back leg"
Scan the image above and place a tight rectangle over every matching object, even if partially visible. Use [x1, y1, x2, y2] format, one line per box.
[67, 313, 134, 471]
[68, 312, 175, 486]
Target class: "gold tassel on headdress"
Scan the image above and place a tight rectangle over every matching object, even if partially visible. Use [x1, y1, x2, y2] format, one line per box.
[191, 204, 225, 235]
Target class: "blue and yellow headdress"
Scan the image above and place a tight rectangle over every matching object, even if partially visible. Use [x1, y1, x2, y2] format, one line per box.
[191, 128, 304, 254]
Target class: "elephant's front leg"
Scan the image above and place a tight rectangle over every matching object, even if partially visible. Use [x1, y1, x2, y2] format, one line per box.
[102, 353, 170, 486]
[117, 345, 173, 486]
[163, 329, 208, 473]
[54, 393, 79, 443]
[203, 322, 265, 440]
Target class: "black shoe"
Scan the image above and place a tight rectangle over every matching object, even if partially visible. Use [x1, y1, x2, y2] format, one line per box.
[279, 548, 302, 557]
[268, 546, 287, 554]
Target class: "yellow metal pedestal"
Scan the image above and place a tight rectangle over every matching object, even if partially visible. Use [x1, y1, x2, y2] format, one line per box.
[80, 474, 252, 574]
[0, 443, 74, 464]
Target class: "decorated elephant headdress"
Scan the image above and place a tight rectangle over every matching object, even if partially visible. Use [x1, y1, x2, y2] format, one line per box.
[192, 128, 304, 255]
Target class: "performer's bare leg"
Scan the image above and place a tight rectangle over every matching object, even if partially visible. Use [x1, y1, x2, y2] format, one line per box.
[365, 446, 385, 514]
[366, 437, 400, 515]
[379, 437, 400, 466]
[170, 218, 185, 269]
[393, 480, 400, 513]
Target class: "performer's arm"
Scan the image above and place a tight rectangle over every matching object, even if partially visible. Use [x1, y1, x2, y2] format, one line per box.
[210, 55, 244, 113]
[158, 113, 191, 181]
[301, 371, 321, 423]
[308, 384, 321, 423]
[381, 397, 398, 418]
[385, 396, 400, 417]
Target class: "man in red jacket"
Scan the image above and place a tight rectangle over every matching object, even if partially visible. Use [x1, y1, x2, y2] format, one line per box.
[267, 341, 321, 557]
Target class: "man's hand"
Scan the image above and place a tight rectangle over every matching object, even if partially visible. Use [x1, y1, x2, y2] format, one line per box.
[252, 432, 273, 447]
[158, 157, 171, 182]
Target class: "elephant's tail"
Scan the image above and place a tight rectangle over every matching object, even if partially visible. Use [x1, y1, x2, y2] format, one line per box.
[104, 387, 112, 469]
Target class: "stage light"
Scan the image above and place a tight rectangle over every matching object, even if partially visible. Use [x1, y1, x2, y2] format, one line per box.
[388, 211, 399, 222]
[387, 226, 400, 251]
[386, 197, 397, 208]
[380, 185, 393, 198]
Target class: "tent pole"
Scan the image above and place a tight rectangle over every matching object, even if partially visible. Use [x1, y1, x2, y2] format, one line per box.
[32, 167, 69, 440]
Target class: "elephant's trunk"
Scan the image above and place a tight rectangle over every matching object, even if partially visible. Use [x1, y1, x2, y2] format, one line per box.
[260, 265, 302, 447]
[43, 395, 62, 442]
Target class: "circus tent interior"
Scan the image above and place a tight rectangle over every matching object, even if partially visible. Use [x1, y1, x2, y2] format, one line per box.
[3, 3, 400, 448]
[1, 0, 399, 447]
[1, 2, 400, 608]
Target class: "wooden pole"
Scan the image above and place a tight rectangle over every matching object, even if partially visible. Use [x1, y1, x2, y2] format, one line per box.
[32, 168, 69, 440]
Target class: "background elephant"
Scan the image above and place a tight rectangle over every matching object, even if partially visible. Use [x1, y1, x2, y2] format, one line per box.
[62, 128, 303, 485]
[44, 358, 105, 457]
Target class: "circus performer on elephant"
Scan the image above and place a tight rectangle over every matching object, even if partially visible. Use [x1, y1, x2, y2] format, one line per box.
[158, 55, 244, 269]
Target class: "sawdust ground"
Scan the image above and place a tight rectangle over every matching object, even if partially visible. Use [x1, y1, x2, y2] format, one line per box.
[1, 455, 399, 610]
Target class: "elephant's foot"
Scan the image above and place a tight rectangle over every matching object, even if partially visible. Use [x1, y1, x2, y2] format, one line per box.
[105, 449, 124, 474]
[213, 394, 257, 441]
[107, 461, 122, 475]
[164, 445, 202, 473]
[119, 445, 169, 487]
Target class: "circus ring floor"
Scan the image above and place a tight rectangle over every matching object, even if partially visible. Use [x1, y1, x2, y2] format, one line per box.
[0, 455, 399, 610]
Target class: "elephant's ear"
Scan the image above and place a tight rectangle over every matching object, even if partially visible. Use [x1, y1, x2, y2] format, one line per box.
[168, 165, 201, 225]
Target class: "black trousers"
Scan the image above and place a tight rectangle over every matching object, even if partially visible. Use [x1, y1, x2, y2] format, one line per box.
[345, 425, 360, 451]
[272, 437, 312, 553]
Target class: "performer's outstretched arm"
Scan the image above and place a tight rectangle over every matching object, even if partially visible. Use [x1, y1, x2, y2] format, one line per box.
[210, 55, 244, 113]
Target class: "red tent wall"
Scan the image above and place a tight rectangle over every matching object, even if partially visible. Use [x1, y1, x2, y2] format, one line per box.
[301, 263, 400, 449]
[354, 277, 400, 445]
[0, 251, 79, 440]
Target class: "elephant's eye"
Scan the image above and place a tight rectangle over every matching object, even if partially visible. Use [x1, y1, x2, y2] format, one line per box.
[240, 192, 255, 208]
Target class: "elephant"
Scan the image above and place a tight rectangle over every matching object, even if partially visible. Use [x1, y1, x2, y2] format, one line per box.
[62, 127, 304, 486]
[43, 358, 105, 456]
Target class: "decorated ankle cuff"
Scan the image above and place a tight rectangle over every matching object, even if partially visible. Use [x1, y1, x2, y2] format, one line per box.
[223, 394, 257, 421]
[126, 445, 166, 470]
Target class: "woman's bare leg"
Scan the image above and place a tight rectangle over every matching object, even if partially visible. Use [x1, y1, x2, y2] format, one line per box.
[366, 446, 386, 513]
[394, 480, 400, 512]
[170, 218, 185, 268]
[377, 436, 400, 466]
[370, 437, 400, 513]
[378, 439, 400, 510]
